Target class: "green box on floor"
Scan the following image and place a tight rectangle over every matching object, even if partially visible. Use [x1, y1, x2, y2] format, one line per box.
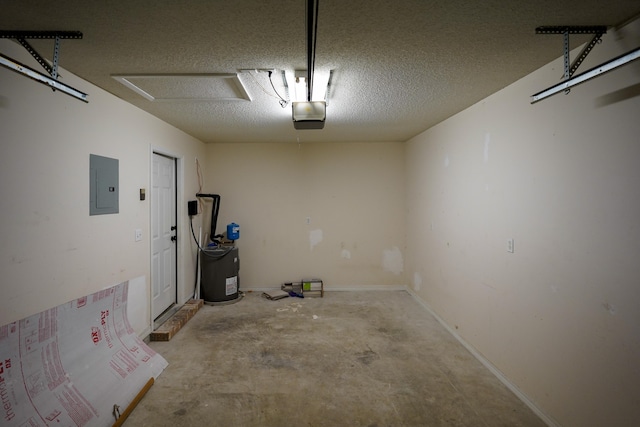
[302, 279, 323, 296]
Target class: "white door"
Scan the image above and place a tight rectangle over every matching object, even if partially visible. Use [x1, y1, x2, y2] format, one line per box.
[151, 153, 177, 319]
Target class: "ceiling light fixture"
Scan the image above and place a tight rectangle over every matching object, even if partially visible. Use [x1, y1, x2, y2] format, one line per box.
[293, 70, 307, 102]
[286, 69, 331, 103]
[288, 70, 331, 130]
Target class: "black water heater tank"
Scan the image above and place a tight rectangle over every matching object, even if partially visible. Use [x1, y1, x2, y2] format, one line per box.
[200, 247, 240, 303]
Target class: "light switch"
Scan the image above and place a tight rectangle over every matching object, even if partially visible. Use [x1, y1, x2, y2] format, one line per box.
[135, 229, 143, 242]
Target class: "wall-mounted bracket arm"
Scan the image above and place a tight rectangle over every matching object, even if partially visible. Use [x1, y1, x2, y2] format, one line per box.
[0, 31, 82, 76]
[535, 26, 607, 79]
[0, 53, 88, 102]
[15, 37, 53, 76]
[570, 32, 605, 77]
[530, 47, 640, 103]
[0, 30, 88, 102]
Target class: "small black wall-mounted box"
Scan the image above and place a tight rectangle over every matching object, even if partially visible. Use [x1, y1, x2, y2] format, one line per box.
[188, 200, 198, 216]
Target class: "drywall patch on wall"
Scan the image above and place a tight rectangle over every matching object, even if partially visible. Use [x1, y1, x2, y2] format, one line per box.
[309, 229, 323, 251]
[341, 249, 352, 259]
[444, 155, 450, 168]
[602, 302, 616, 315]
[382, 246, 404, 275]
[484, 133, 490, 163]
[413, 272, 422, 291]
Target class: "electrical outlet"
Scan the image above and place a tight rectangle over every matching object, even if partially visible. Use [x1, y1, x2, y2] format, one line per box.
[507, 238, 514, 253]
[135, 229, 143, 242]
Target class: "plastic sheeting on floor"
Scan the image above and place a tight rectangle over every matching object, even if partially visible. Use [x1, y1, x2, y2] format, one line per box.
[0, 281, 167, 426]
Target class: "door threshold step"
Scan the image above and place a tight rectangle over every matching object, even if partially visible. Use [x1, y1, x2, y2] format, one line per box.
[149, 299, 204, 341]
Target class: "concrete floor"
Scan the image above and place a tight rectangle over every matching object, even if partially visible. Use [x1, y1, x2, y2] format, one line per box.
[125, 291, 546, 427]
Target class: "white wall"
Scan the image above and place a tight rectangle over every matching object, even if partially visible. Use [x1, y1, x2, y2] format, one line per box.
[405, 20, 640, 427]
[205, 142, 406, 289]
[0, 39, 207, 336]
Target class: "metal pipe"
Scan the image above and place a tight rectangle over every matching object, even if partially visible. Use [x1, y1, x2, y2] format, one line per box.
[195, 193, 221, 240]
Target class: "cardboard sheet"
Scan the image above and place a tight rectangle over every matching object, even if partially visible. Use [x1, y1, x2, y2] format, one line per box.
[0, 281, 167, 426]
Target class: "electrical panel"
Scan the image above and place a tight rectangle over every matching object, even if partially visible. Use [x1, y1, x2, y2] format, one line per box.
[90, 154, 119, 215]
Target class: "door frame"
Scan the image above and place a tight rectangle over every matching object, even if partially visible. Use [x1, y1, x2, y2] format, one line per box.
[149, 147, 184, 330]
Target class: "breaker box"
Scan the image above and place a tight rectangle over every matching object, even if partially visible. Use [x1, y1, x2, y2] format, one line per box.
[89, 154, 119, 215]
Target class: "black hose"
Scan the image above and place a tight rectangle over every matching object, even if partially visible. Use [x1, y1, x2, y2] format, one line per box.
[190, 217, 233, 259]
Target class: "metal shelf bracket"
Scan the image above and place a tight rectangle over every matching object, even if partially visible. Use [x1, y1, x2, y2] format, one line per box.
[0, 30, 88, 102]
[535, 26, 607, 80]
[530, 47, 640, 104]
[530, 25, 640, 103]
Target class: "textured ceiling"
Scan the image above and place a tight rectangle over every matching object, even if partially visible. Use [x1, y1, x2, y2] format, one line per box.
[1, 1, 639, 143]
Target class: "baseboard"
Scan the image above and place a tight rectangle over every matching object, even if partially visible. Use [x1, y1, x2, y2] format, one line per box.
[405, 287, 559, 427]
[242, 284, 407, 293]
[326, 284, 407, 292]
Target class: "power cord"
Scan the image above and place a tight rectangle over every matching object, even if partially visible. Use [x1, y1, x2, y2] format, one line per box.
[268, 70, 289, 108]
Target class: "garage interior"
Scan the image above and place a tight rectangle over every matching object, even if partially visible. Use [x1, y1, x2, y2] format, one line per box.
[1, 1, 640, 426]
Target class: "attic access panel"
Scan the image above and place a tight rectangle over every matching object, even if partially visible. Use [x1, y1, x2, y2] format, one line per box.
[112, 73, 251, 102]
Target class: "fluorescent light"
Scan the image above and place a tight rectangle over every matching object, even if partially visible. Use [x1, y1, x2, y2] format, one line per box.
[312, 70, 331, 101]
[294, 73, 307, 102]
[286, 69, 332, 103]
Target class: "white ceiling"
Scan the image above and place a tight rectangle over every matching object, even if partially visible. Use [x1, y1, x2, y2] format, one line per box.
[2, 1, 639, 143]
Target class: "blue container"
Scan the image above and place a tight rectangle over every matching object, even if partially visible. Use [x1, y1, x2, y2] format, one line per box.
[227, 222, 240, 240]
